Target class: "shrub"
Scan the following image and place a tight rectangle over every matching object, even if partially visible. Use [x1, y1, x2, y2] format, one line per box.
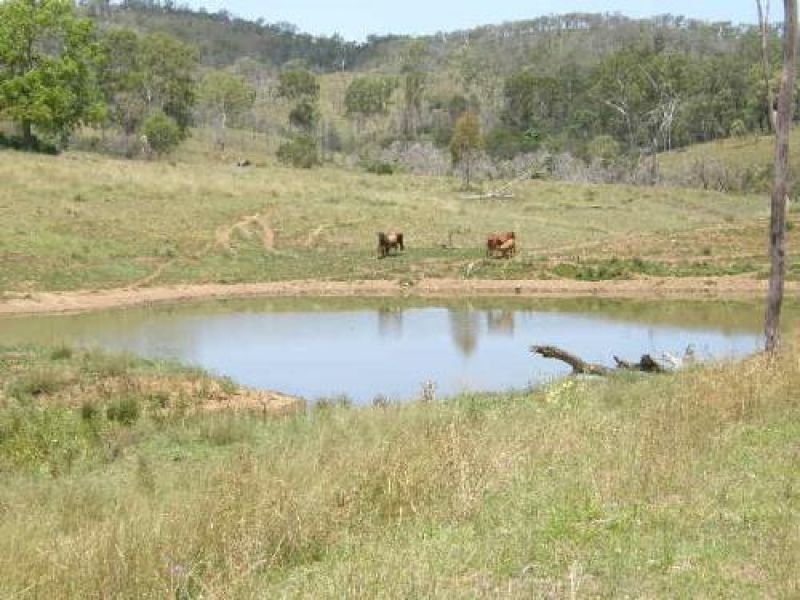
[362, 160, 396, 175]
[50, 345, 73, 360]
[140, 112, 182, 157]
[277, 134, 320, 168]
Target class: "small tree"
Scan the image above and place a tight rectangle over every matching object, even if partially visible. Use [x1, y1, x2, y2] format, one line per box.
[288, 100, 318, 131]
[198, 70, 255, 150]
[141, 111, 181, 157]
[277, 69, 319, 102]
[276, 69, 321, 164]
[139, 33, 198, 136]
[99, 28, 147, 145]
[345, 75, 397, 137]
[0, 0, 104, 148]
[401, 41, 428, 139]
[450, 111, 483, 189]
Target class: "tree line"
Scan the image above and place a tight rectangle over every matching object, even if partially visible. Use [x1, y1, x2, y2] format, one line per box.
[0, 0, 791, 173]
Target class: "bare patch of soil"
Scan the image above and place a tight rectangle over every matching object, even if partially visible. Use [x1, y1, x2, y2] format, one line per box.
[216, 214, 275, 253]
[0, 275, 792, 317]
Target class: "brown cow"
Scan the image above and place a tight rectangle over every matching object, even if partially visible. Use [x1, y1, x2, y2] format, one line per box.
[377, 231, 404, 258]
[487, 231, 515, 258]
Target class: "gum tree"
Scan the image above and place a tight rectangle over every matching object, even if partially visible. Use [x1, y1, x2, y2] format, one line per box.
[0, 0, 104, 148]
[764, 0, 797, 353]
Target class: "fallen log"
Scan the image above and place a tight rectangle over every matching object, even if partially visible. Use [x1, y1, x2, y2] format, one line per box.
[530, 345, 667, 375]
[530, 345, 611, 375]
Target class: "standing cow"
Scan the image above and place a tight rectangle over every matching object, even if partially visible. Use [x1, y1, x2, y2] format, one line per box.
[487, 231, 516, 258]
[377, 232, 404, 258]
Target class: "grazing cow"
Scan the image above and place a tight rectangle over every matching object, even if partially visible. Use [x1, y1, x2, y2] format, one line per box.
[487, 231, 516, 258]
[377, 232, 404, 258]
[498, 237, 516, 258]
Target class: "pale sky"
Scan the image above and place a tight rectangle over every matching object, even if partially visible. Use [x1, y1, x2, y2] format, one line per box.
[182, 1, 761, 41]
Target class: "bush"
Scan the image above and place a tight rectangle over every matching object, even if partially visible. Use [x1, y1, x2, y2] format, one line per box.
[140, 112, 182, 157]
[362, 160, 396, 175]
[277, 134, 320, 168]
[0, 132, 59, 154]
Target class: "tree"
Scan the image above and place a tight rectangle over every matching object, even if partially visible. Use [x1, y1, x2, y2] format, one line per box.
[139, 32, 198, 135]
[764, 0, 797, 353]
[276, 68, 320, 163]
[0, 0, 104, 148]
[401, 40, 428, 139]
[288, 99, 317, 131]
[344, 75, 397, 137]
[450, 111, 483, 189]
[197, 69, 255, 150]
[276, 69, 319, 102]
[345, 76, 396, 116]
[99, 28, 146, 150]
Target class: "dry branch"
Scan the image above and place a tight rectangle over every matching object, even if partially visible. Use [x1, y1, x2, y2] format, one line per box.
[530, 345, 666, 375]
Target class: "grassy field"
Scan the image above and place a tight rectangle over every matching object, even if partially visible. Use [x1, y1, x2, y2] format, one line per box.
[1, 342, 799, 596]
[658, 129, 800, 195]
[1, 140, 790, 294]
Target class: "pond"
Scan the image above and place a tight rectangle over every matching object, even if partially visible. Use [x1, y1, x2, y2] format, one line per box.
[0, 297, 772, 404]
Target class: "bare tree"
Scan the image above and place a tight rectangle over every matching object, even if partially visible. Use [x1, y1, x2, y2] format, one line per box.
[764, 0, 797, 353]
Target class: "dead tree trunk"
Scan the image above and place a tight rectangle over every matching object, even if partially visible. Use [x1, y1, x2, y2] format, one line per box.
[530, 346, 666, 375]
[765, 0, 797, 353]
[530, 345, 611, 375]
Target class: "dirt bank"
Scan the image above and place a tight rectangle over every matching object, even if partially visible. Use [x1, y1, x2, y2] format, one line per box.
[0, 275, 793, 316]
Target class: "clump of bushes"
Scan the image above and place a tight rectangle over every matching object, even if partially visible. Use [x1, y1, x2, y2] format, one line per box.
[277, 134, 320, 168]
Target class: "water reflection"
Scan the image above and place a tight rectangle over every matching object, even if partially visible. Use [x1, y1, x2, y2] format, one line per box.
[487, 310, 515, 336]
[0, 298, 771, 404]
[377, 307, 403, 337]
[448, 308, 481, 356]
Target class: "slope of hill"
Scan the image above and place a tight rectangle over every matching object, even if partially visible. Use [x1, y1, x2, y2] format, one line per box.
[658, 130, 800, 194]
[0, 143, 783, 297]
[90, 4, 758, 75]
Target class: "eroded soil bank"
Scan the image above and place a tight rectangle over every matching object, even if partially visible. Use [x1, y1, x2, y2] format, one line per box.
[0, 276, 794, 316]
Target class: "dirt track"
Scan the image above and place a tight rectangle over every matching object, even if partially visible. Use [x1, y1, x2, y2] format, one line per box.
[0, 275, 794, 317]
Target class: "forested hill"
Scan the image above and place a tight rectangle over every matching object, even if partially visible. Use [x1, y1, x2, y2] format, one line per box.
[87, 2, 757, 75]
[83, 0, 381, 70]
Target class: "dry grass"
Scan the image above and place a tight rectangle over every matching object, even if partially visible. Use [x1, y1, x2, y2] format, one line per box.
[0, 142, 775, 293]
[1, 343, 799, 596]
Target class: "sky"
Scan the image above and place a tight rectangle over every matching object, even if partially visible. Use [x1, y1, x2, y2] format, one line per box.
[182, 1, 760, 41]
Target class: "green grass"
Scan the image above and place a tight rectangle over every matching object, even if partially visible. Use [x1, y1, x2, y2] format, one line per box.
[1, 343, 799, 596]
[0, 142, 774, 292]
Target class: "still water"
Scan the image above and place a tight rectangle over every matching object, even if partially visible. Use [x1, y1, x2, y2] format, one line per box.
[1, 298, 768, 404]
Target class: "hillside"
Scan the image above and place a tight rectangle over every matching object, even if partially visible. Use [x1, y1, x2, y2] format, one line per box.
[91, 5, 757, 76]
[658, 130, 800, 194]
[0, 143, 785, 297]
